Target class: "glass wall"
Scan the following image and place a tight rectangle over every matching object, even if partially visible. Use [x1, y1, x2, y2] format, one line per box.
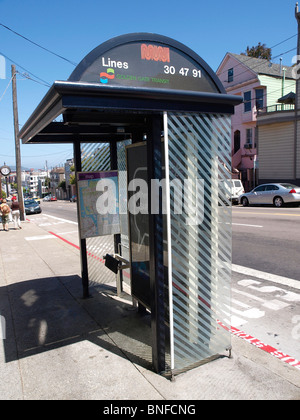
[164, 112, 232, 372]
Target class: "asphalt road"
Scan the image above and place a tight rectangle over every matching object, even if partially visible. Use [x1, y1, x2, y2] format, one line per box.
[40, 200, 78, 223]
[232, 205, 300, 282]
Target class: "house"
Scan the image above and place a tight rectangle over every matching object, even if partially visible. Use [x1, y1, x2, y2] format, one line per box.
[256, 7, 300, 186]
[50, 167, 65, 197]
[217, 53, 296, 190]
[256, 92, 299, 185]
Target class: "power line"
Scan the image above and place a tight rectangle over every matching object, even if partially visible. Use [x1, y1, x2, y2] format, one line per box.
[0, 51, 51, 87]
[1, 148, 73, 158]
[0, 75, 13, 103]
[17, 71, 52, 88]
[0, 22, 78, 67]
[218, 34, 298, 79]
[271, 33, 298, 49]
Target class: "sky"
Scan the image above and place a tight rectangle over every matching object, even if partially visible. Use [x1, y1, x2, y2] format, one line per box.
[0, 0, 299, 170]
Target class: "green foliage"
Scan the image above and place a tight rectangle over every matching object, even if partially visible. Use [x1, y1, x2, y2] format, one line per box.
[58, 180, 66, 191]
[242, 42, 272, 60]
[69, 174, 76, 185]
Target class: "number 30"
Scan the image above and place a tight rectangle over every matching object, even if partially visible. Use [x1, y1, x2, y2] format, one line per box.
[164, 65, 175, 75]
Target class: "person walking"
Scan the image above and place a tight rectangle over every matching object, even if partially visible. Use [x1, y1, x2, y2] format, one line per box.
[11, 197, 22, 229]
[0, 199, 11, 231]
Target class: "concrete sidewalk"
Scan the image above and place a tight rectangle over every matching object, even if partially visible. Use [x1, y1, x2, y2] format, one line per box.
[0, 220, 299, 400]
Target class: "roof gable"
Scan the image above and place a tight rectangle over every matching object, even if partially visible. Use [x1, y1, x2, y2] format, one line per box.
[217, 53, 258, 87]
[229, 53, 295, 79]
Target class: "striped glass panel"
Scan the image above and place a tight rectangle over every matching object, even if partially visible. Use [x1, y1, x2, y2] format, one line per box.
[165, 113, 232, 371]
[81, 143, 115, 286]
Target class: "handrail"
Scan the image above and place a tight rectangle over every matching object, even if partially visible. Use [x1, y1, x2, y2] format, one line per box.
[258, 103, 295, 114]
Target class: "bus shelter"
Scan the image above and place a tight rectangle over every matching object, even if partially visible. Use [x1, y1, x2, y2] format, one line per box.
[19, 33, 242, 375]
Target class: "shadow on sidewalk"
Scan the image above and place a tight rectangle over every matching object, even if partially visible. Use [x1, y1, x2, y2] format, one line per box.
[2, 275, 153, 371]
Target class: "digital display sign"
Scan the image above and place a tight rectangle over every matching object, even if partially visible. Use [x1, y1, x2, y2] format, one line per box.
[78, 41, 219, 93]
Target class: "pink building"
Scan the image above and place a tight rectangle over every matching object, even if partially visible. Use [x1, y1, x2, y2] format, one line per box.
[217, 53, 295, 191]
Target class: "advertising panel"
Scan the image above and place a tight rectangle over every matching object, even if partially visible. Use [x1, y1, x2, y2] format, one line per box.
[77, 171, 120, 239]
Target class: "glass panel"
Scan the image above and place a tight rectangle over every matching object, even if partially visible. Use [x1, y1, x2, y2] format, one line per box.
[81, 143, 115, 287]
[117, 139, 132, 288]
[165, 112, 232, 372]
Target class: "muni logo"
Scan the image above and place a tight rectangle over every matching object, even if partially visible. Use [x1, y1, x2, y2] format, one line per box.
[141, 44, 170, 63]
[100, 68, 115, 84]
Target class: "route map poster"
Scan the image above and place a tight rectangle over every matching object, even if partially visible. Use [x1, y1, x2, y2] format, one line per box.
[77, 171, 120, 239]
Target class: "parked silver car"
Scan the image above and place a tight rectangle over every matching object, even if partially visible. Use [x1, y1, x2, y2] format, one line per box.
[239, 183, 300, 207]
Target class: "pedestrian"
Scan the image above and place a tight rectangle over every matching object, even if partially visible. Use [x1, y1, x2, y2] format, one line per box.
[0, 199, 11, 231]
[11, 197, 22, 229]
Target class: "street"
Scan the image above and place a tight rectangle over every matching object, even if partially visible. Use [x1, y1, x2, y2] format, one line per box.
[26, 201, 300, 365]
[232, 206, 300, 281]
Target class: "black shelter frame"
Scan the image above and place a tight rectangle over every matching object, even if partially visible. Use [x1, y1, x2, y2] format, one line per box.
[19, 33, 242, 374]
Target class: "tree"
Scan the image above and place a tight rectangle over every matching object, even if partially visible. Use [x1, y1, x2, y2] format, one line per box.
[241, 42, 272, 60]
[58, 180, 66, 192]
[69, 174, 76, 185]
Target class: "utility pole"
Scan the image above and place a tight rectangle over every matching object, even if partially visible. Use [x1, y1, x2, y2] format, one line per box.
[11, 64, 25, 220]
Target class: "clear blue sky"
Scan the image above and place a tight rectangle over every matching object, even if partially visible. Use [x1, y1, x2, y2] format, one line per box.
[0, 0, 298, 169]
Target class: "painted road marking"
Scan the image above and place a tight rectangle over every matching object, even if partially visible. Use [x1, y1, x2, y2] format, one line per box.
[25, 235, 56, 241]
[233, 211, 300, 217]
[42, 213, 78, 225]
[232, 264, 300, 290]
[232, 223, 263, 228]
[219, 321, 300, 370]
[56, 230, 79, 235]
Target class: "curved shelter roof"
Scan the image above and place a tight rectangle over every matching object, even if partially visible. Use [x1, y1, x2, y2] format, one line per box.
[18, 33, 242, 144]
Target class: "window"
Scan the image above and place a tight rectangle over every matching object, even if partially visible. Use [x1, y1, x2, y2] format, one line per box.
[280, 183, 298, 189]
[256, 89, 264, 110]
[265, 185, 279, 191]
[246, 128, 252, 145]
[228, 68, 234, 82]
[234, 130, 240, 154]
[254, 186, 266, 192]
[244, 91, 252, 112]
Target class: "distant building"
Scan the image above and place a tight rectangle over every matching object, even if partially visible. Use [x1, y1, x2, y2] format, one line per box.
[50, 167, 65, 198]
[64, 158, 74, 199]
[21, 169, 49, 197]
[217, 53, 296, 190]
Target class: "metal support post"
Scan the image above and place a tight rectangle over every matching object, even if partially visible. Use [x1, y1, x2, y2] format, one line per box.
[147, 114, 165, 374]
[73, 141, 89, 299]
[110, 141, 122, 295]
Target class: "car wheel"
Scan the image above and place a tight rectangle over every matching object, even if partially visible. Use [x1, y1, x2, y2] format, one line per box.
[241, 197, 249, 207]
[273, 196, 284, 208]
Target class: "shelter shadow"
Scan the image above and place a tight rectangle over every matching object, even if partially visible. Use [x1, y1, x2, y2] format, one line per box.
[1, 275, 154, 371]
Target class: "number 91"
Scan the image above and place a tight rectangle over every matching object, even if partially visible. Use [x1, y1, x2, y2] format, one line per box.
[193, 69, 202, 78]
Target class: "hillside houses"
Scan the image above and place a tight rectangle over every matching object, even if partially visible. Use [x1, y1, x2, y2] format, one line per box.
[217, 52, 297, 190]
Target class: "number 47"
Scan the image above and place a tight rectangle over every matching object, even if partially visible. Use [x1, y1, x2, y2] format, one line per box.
[179, 67, 189, 76]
